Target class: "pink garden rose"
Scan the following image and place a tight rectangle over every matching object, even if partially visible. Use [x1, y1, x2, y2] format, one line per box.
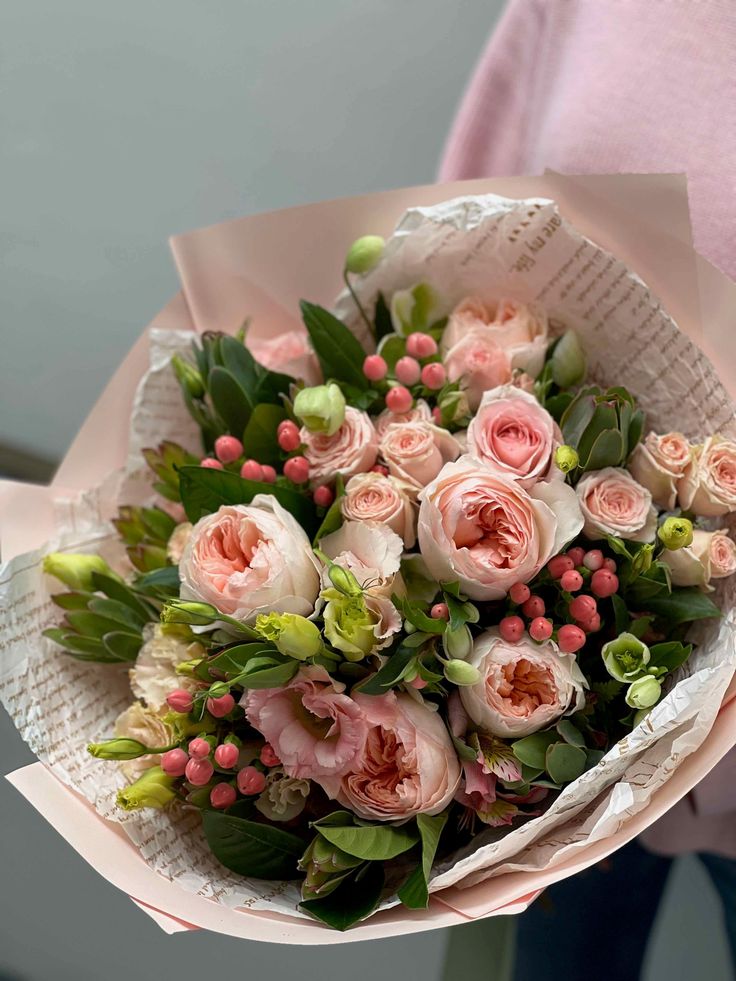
[460, 630, 587, 738]
[379, 420, 461, 494]
[318, 691, 461, 821]
[678, 435, 736, 516]
[628, 431, 691, 510]
[576, 467, 657, 542]
[443, 327, 512, 411]
[374, 399, 432, 439]
[341, 472, 417, 548]
[243, 665, 368, 779]
[301, 406, 379, 486]
[466, 385, 561, 488]
[248, 328, 321, 386]
[661, 528, 736, 590]
[417, 457, 583, 600]
[179, 497, 320, 622]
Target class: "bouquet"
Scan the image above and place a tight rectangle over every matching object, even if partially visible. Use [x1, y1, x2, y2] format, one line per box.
[36, 200, 736, 931]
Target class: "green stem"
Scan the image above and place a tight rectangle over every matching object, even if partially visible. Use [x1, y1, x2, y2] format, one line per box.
[343, 268, 375, 340]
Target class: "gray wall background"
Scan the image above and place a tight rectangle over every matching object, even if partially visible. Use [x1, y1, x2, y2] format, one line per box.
[0, 2, 733, 979]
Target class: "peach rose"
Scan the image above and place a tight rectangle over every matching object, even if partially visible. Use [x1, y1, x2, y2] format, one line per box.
[379, 421, 461, 493]
[460, 630, 587, 738]
[444, 296, 549, 378]
[179, 497, 320, 622]
[678, 435, 736, 517]
[301, 406, 379, 487]
[466, 385, 562, 488]
[576, 467, 657, 542]
[341, 472, 417, 548]
[248, 328, 321, 386]
[443, 327, 512, 411]
[661, 528, 736, 590]
[318, 691, 461, 821]
[417, 456, 583, 600]
[374, 399, 432, 439]
[628, 431, 691, 510]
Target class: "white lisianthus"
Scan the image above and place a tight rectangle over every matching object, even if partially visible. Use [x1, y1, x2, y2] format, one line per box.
[255, 770, 311, 822]
[130, 624, 200, 712]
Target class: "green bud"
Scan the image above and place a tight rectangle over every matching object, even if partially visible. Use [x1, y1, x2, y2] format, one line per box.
[345, 235, 385, 275]
[626, 675, 662, 710]
[554, 445, 580, 473]
[444, 659, 481, 686]
[326, 563, 363, 597]
[602, 632, 651, 683]
[163, 710, 216, 741]
[631, 543, 654, 577]
[42, 553, 116, 592]
[443, 624, 473, 661]
[116, 766, 177, 811]
[171, 354, 205, 398]
[293, 383, 346, 437]
[322, 591, 377, 661]
[299, 833, 363, 900]
[255, 612, 323, 661]
[551, 330, 586, 388]
[87, 737, 172, 760]
[658, 516, 694, 551]
[175, 658, 204, 678]
[208, 681, 230, 699]
[162, 599, 219, 626]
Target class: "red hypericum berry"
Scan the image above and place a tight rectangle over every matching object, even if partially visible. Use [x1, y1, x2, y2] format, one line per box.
[406, 332, 438, 359]
[529, 616, 553, 642]
[560, 569, 584, 592]
[395, 356, 421, 386]
[214, 742, 239, 769]
[188, 737, 211, 760]
[161, 748, 188, 777]
[509, 582, 531, 605]
[200, 457, 223, 470]
[432, 407, 442, 424]
[421, 362, 446, 390]
[313, 485, 334, 508]
[214, 435, 243, 464]
[260, 744, 281, 767]
[499, 615, 525, 643]
[363, 354, 388, 381]
[386, 385, 413, 413]
[567, 546, 585, 566]
[207, 693, 235, 718]
[430, 602, 449, 620]
[283, 455, 310, 484]
[166, 689, 194, 714]
[210, 783, 237, 809]
[548, 554, 575, 579]
[522, 595, 545, 618]
[185, 757, 214, 787]
[277, 419, 301, 452]
[581, 612, 602, 633]
[557, 624, 586, 653]
[409, 676, 428, 689]
[261, 464, 277, 483]
[240, 459, 264, 481]
[237, 766, 266, 796]
[583, 549, 604, 571]
[591, 569, 619, 598]
[371, 464, 389, 476]
[570, 594, 597, 622]
[603, 558, 617, 573]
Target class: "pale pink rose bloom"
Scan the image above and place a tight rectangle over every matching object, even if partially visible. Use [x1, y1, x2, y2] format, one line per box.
[318, 691, 461, 821]
[661, 528, 736, 590]
[301, 406, 379, 487]
[443, 326, 513, 411]
[319, 520, 403, 597]
[628, 431, 691, 510]
[576, 467, 657, 543]
[374, 399, 432, 440]
[341, 472, 417, 548]
[466, 385, 562, 488]
[179, 497, 320, 622]
[243, 665, 368, 779]
[379, 421, 461, 494]
[460, 630, 587, 739]
[417, 456, 583, 600]
[248, 329, 321, 386]
[444, 296, 549, 380]
[678, 435, 736, 517]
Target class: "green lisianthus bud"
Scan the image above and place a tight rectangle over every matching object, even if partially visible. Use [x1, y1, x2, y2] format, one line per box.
[443, 624, 473, 661]
[631, 542, 654, 576]
[551, 330, 586, 388]
[175, 658, 204, 678]
[444, 659, 481, 686]
[554, 445, 580, 474]
[207, 681, 231, 699]
[116, 766, 177, 811]
[326, 563, 363, 597]
[602, 632, 651, 683]
[88, 737, 172, 760]
[345, 235, 385, 275]
[171, 354, 205, 398]
[293, 383, 346, 437]
[626, 675, 662, 709]
[162, 710, 216, 741]
[161, 599, 219, 625]
[322, 591, 377, 661]
[42, 553, 116, 592]
[658, 516, 694, 551]
[255, 612, 323, 661]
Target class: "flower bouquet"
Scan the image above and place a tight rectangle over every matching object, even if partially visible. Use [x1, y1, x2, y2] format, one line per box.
[3, 183, 736, 937]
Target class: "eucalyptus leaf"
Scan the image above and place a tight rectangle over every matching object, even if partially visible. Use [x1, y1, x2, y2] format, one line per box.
[545, 742, 587, 784]
[511, 730, 559, 770]
[556, 719, 586, 748]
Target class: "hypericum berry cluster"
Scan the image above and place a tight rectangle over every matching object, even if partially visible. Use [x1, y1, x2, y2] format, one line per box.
[363, 331, 445, 416]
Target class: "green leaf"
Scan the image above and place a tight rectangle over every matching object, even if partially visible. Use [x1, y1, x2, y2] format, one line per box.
[133, 565, 181, 600]
[561, 389, 598, 447]
[218, 334, 260, 393]
[300, 860, 384, 931]
[373, 293, 394, 342]
[637, 588, 721, 625]
[443, 592, 480, 631]
[556, 719, 586, 748]
[357, 634, 431, 695]
[312, 474, 346, 545]
[238, 660, 299, 689]
[607, 536, 634, 560]
[648, 641, 693, 673]
[87, 597, 147, 631]
[545, 742, 587, 784]
[315, 821, 418, 862]
[241, 403, 288, 466]
[398, 812, 447, 910]
[207, 642, 280, 677]
[584, 428, 625, 471]
[102, 631, 142, 662]
[393, 596, 446, 635]
[65, 610, 137, 639]
[611, 593, 630, 635]
[91, 572, 156, 621]
[51, 590, 96, 611]
[576, 402, 619, 467]
[300, 301, 368, 390]
[208, 366, 253, 435]
[512, 730, 559, 769]
[376, 333, 406, 372]
[202, 810, 305, 879]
